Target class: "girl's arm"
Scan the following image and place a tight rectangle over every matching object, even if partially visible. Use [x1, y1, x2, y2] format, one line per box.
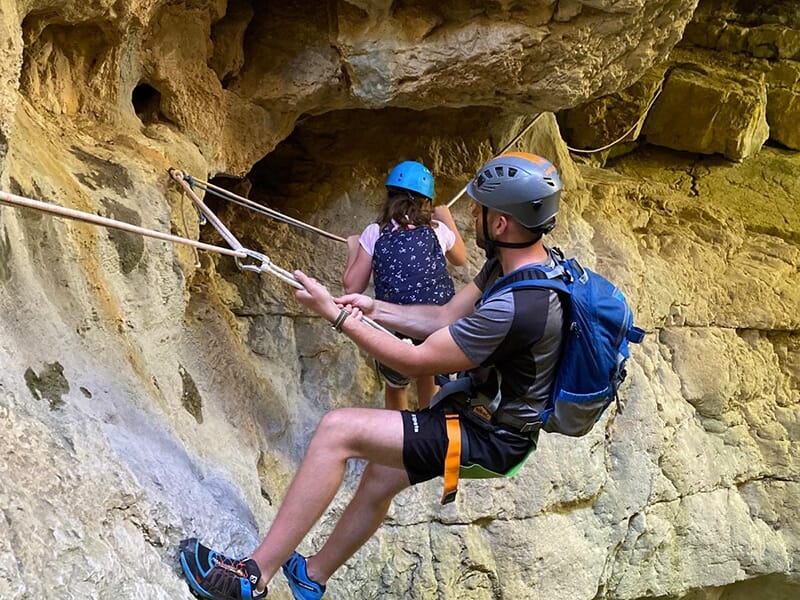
[433, 205, 467, 266]
[342, 234, 373, 293]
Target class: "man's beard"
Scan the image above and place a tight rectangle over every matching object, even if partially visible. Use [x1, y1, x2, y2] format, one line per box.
[474, 214, 495, 258]
[475, 228, 496, 259]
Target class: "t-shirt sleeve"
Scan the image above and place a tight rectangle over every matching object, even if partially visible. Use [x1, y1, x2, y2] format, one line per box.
[358, 223, 381, 256]
[448, 295, 513, 367]
[472, 259, 500, 292]
[431, 219, 456, 253]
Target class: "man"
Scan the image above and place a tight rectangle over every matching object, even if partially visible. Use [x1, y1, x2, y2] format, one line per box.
[180, 152, 566, 600]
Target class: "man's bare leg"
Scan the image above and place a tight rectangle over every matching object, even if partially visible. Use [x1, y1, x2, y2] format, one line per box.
[249, 408, 405, 585]
[307, 463, 411, 584]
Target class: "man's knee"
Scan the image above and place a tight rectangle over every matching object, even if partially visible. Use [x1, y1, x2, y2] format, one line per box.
[315, 408, 353, 441]
[314, 408, 374, 449]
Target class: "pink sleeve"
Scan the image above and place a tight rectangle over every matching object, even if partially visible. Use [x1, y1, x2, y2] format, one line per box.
[358, 223, 381, 256]
[432, 220, 456, 253]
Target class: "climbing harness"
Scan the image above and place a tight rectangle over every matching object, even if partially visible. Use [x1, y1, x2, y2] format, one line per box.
[181, 174, 347, 244]
[446, 114, 544, 208]
[433, 375, 540, 505]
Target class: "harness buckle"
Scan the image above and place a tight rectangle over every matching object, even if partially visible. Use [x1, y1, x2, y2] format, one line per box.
[471, 405, 493, 422]
[441, 489, 458, 504]
[517, 417, 543, 434]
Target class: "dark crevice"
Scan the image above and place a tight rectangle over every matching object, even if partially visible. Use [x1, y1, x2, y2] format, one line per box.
[132, 82, 171, 125]
[179, 365, 203, 424]
[687, 157, 702, 197]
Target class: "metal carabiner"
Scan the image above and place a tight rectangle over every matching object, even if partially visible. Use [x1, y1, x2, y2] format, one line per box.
[235, 248, 271, 274]
[235, 248, 304, 289]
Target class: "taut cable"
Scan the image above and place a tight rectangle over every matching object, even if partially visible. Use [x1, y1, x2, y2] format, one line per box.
[185, 175, 347, 244]
[0, 189, 246, 258]
[446, 113, 544, 208]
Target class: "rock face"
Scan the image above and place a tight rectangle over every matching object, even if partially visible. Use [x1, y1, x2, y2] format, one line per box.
[1, 1, 798, 600]
[559, 0, 800, 160]
[641, 64, 770, 160]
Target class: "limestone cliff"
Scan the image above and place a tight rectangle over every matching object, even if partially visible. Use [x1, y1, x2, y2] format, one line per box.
[0, 1, 797, 599]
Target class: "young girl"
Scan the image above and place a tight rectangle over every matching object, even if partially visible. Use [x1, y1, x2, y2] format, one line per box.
[343, 160, 466, 410]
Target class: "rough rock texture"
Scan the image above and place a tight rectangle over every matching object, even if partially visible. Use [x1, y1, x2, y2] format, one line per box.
[641, 65, 770, 160]
[765, 60, 800, 149]
[559, 0, 800, 159]
[1, 1, 798, 599]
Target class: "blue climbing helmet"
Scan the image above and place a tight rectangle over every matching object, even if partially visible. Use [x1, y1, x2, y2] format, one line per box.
[385, 161, 435, 200]
[467, 152, 562, 233]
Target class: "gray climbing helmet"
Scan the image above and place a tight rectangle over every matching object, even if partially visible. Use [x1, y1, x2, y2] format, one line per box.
[466, 152, 562, 232]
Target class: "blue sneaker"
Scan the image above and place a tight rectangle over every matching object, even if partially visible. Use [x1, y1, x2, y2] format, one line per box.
[179, 538, 266, 599]
[281, 552, 325, 600]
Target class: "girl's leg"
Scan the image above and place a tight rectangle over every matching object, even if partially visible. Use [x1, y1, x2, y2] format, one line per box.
[384, 384, 408, 411]
[415, 375, 437, 409]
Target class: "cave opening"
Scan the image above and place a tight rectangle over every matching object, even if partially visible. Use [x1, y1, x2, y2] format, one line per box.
[132, 82, 168, 125]
[213, 106, 515, 217]
[198, 106, 539, 261]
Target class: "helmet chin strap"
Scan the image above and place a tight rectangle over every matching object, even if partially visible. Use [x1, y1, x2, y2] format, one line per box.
[481, 206, 540, 259]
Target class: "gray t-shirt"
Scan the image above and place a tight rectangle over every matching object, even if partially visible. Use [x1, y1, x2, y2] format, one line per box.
[448, 256, 564, 420]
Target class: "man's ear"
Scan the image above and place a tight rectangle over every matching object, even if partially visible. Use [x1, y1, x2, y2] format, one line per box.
[494, 213, 509, 236]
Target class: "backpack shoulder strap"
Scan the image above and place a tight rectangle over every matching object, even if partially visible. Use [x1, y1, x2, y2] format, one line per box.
[482, 260, 570, 302]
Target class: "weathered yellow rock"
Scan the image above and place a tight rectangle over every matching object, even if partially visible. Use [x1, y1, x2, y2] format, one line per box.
[766, 61, 800, 149]
[0, 1, 798, 599]
[642, 65, 769, 160]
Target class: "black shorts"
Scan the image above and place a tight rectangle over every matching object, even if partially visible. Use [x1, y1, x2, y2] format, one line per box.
[400, 408, 538, 485]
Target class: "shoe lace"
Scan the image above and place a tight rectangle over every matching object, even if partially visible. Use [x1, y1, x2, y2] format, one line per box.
[203, 565, 243, 599]
[211, 552, 249, 577]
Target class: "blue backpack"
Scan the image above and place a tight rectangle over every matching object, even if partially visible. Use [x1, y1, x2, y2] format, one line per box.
[482, 249, 646, 437]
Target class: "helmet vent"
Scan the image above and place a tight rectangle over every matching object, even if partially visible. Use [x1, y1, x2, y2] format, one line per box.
[508, 167, 518, 177]
[494, 166, 504, 177]
[483, 169, 494, 179]
[543, 177, 555, 187]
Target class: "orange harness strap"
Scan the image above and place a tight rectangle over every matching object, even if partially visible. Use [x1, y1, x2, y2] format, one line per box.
[441, 413, 462, 505]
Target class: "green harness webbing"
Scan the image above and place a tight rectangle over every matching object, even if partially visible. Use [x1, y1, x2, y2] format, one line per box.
[436, 376, 541, 503]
